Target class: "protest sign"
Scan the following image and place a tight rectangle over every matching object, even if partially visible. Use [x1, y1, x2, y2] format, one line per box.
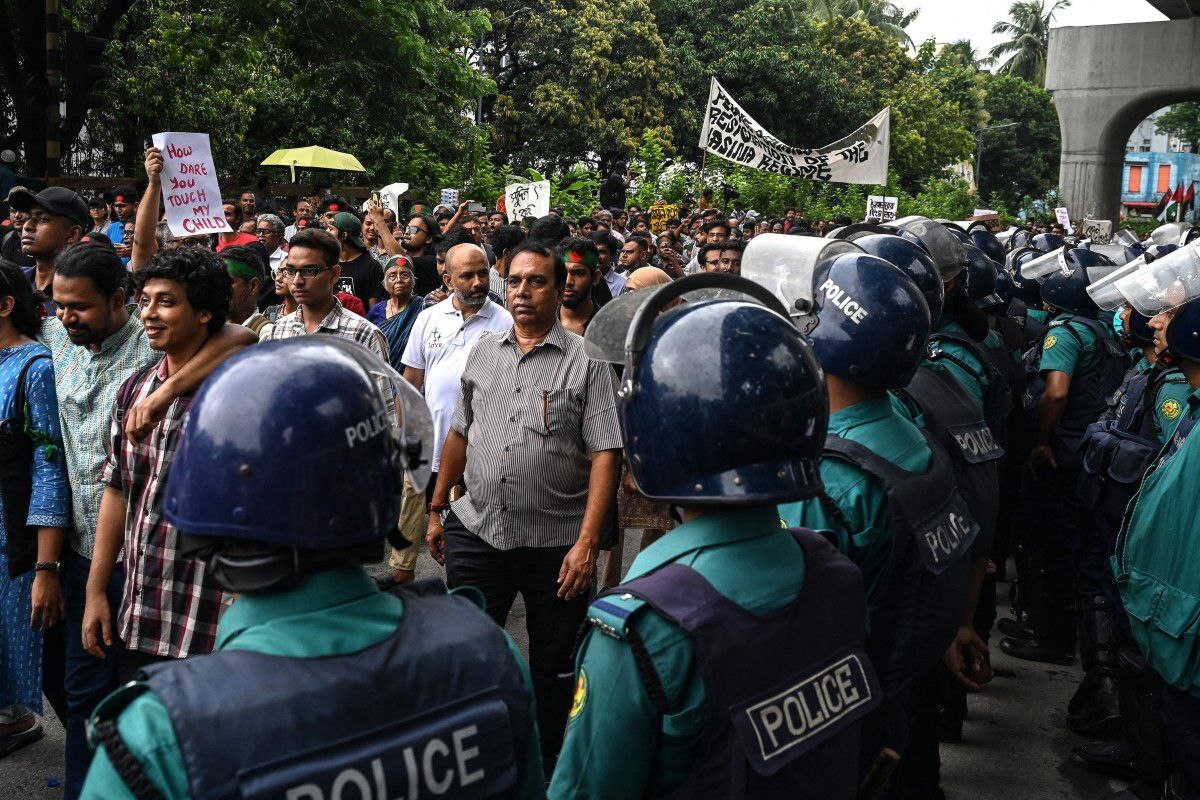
[972, 208, 998, 218]
[866, 195, 898, 222]
[377, 182, 409, 213]
[1054, 207, 1073, 233]
[1080, 218, 1113, 244]
[699, 78, 890, 185]
[151, 132, 231, 237]
[440, 188, 460, 209]
[504, 180, 550, 220]
[649, 203, 679, 233]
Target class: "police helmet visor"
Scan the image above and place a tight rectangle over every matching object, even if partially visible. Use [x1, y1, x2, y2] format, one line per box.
[317, 338, 435, 492]
[740, 233, 858, 320]
[886, 216, 966, 281]
[583, 272, 783, 365]
[1019, 248, 1069, 281]
[1087, 258, 1146, 311]
[1115, 228, 1141, 248]
[1151, 222, 1194, 247]
[1114, 243, 1200, 316]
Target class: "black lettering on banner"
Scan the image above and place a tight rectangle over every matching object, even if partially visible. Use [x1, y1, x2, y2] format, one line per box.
[743, 653, 875, 763]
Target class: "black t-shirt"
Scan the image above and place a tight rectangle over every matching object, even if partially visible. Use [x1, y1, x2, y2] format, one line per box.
[336, 252, 385, 310]
[1, 229, 33, 268]
[408, 253, 441, 297]
[600, 173, 627, 210]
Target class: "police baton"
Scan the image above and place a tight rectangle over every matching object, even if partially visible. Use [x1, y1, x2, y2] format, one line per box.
[858, 747, 900, 800]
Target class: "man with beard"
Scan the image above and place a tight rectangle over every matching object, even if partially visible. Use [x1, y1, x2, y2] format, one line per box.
[402, 243, 512, 500]
[558, 238, 601, 336]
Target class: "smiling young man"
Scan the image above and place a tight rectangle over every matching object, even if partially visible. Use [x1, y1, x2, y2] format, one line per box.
[80, 246, 236, 689]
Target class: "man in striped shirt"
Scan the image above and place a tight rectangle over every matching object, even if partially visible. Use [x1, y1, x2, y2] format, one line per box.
[426, 241, 622, 772]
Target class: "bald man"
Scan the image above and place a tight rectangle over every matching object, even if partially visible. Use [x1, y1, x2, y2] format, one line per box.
[402, 243, 514, 496]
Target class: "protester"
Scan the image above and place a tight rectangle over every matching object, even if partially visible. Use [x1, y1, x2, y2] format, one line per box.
[368, 255, 423, 368]
[426, 241, 621, 772]
[558, 237, 602, 336]
[490, 224, 527, 307]
[219, 244, 270, 334]
[86, 198, 109, 236]
[105, 187, 137, 263]
[216, 200, 256, 252]
[254, 213, 287, 275]
[401, 212, 442, 295]
[10, 187, 89, 315]
[0, 258, 67, 758]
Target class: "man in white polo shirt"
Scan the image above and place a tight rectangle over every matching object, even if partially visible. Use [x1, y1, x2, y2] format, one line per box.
[402, 242, 513, 499]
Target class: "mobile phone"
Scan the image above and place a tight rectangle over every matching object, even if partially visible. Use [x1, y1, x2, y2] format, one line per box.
[468, 201, 486, 213]
[371, 192, 380, 205]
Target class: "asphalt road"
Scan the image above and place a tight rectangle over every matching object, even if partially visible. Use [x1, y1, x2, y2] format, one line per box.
[0, 543, 1132, 798]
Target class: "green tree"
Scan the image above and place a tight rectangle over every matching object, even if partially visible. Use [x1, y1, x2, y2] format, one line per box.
[807, 0, 918, 47]
[1155, 103, 1200, 153]
[976, 73, 1061, 210]
[990, 0, 1070, 86]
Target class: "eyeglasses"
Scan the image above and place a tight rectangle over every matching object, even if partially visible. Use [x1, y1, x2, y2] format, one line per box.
[280, 266, 334, 278]
[405, 225, 428, 235]
[386, 271, 414, 282]
[255, 228, 276, 236]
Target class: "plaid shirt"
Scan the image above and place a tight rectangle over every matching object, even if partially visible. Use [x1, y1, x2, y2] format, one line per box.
[263, 297, 390, 362]
[101, 359, 225, 658]
[41, 314, 158, 558]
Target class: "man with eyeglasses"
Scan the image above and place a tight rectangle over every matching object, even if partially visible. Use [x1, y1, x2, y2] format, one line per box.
[254, 213, 287, 276]
[263, 228, 388, 362]
[402, 213, 442, 296]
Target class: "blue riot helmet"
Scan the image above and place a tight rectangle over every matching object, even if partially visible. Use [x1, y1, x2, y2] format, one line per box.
[166, 337, 433, 592]
[1166, 301, 1200, 362]
[962, 243, 1003, 309]
[1008, 247, 1047, 306]
[825, 222, 892, 240]
[993, 266, 1015, 308]
[1122, 241, 1147, 264]
[585, 272, 827, 505]
[1040, 248, 1115, 317]
[939, 221, 971, 243]
[1009, 229, 1034, 251]
[967, 227, 1006, 265]
[887, 215, 967, 282]
[1144, 243, 1179, 263]
[1123, 307, 1155, 348]
[1032, 232, 1067, 252]
[853, 233, 944, 323]
[809, 251, 931, 389]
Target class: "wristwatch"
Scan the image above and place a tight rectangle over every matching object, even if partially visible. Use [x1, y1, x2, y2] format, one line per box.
[34, 561, 61, 574]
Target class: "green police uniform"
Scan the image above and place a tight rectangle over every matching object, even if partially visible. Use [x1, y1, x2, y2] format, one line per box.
[1038, 314, 1099, 377]
[548, 506, 805, 799]
[81, 566, 545, 800]
[1132, 356, 1192, 444]
[778, 397, 931, 597]
[929, 319, 1001, 412]
[1116, 386, 1200, 693]
[1028, 308, 1051, 325]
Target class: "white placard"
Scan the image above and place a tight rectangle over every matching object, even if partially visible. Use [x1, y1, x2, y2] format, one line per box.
[151, 132, 232, 237]
[1080, 218, 1113, 244]
[1054, 207, 1073, 233]
[504, 180, 550, 220]
[972, 208, 998, 218]
[699, 78, 889, 185]
[866, 195, 898, 222]
[377, 182, 409, 213]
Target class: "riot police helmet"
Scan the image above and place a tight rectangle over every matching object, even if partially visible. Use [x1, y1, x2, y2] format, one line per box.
[854, 233, 944, 323]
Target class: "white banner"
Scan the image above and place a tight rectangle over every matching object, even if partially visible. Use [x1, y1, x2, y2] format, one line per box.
[699, 78, 890, 185]
[377, 182, 409, 213]
[866, 195, 898, 222]
[1054, 207, 1073, 234]
[505, 180, 550, 220]
[151, 132, 232, 237]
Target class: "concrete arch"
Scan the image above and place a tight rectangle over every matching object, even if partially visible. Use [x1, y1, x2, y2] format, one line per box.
[1047, 17, 1200, 221]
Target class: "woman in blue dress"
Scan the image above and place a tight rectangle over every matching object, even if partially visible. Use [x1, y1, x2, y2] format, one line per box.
[0, 257, 68, 757]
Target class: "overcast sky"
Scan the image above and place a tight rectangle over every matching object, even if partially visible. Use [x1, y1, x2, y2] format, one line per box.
[901, 0, 1168, 57]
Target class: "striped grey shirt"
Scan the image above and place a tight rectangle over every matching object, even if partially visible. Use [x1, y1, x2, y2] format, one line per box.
[450, 321, 623, 549]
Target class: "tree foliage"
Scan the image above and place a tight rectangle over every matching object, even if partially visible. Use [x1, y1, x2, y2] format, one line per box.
[1155, 103, 1200, 153]
[990, 0, 1070, 86]
[976, 73, 1060, 211]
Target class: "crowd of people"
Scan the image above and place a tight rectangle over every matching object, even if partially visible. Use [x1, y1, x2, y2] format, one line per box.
[2, 141, 1200, 800]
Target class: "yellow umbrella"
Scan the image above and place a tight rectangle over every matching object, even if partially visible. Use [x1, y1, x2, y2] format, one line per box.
[261, 146, 367, 182]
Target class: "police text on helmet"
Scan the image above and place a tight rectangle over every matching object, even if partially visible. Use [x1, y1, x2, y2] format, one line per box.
[345, 409, 390, 449]
[818, 278, 870, 324]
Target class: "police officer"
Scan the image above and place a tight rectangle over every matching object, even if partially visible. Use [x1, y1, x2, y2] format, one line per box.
[552, 268, 878, 799]
[1002, 248, 1130, 666]
[1112, 246, 1200, 798]
[765, 240, 978, 795]
[81, 338, 546, 800]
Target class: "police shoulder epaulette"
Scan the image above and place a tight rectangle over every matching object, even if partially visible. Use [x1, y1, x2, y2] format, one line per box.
[1164, 370, 1189, 383]
[586, 592, 647, 640]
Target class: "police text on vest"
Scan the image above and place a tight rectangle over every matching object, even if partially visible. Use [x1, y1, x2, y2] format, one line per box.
[744, 653, 874, 761]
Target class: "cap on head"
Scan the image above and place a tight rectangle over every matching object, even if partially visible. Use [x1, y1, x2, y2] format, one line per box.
[7, 186, 89, 229]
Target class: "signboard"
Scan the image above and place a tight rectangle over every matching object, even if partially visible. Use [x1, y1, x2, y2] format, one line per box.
[151, 132, 232, 237]
[866, 195, 898, 222]
[504, 180, 550, 221]
[1080, 218, 1113, 244]
[648, 203, 679, 233]
[699, 78, 889, 185]
[439, 188, 460, 210]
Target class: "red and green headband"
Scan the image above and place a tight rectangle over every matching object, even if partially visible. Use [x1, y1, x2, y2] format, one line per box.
[562, 247, 598, 270]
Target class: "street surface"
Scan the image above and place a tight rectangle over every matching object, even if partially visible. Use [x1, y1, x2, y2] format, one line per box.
[0, 542, 1127, 798]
